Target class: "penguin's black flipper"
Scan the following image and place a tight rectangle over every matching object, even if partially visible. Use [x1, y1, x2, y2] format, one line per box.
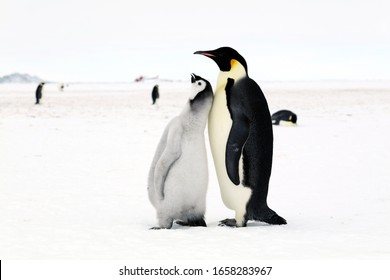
[225, 78, 250, 185]
[225, 115, 249, 185]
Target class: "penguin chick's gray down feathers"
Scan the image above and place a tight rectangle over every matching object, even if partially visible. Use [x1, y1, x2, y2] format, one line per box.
[147, 74, 213, 229]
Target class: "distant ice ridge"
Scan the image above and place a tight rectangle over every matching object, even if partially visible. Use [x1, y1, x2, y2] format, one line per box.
[0, 72, 44, 84]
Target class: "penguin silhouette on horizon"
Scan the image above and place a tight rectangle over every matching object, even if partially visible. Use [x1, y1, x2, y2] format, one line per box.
[35, 82, 45, 104]
[151, 84, 159, 105]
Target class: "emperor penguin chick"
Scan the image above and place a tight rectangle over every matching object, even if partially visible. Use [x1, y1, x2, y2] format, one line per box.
[148, 74, 213, 229]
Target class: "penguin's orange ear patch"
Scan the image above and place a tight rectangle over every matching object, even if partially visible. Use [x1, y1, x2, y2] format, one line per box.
[230, 59, 238, 68]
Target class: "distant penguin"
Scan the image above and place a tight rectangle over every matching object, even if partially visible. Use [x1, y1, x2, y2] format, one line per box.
[147, 74, 213, 229]
[195, 47, 286, 227]
[35, 82, 45, 104]
[151, 85, 159, 105]
[272, 110, 297, 126]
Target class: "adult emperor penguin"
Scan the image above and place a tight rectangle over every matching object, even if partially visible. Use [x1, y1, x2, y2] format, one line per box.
[147, 74, 213, 229]
[194, 47, 286, 227]
[151, 84, 159, 105]
[35, 82, 45, 104]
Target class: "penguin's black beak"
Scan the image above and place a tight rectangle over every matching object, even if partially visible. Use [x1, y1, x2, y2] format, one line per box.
[191, 73, 202, 83]
[194, 49, 224, 70]
[194, 50, 216, 58]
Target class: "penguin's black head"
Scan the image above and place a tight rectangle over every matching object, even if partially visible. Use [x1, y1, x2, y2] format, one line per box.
[194, 46, 248, 73]
[189, 73, 213, 105]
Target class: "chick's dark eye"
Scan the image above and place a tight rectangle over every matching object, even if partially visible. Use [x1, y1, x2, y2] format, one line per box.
[198, 82, 202, 86]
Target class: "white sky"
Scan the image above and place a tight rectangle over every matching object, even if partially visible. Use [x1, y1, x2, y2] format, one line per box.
[1, 0, 389, 82]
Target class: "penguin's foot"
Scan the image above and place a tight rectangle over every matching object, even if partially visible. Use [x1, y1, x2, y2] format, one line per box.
[150, 226, 163, 230]
[218, 218, 247, 227]
[219, 219, 237, 227]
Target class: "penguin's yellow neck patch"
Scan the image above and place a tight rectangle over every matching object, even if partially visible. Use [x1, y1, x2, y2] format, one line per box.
[229, 59, 246, 80]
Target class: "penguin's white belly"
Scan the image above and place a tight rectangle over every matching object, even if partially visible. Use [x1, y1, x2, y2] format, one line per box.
[163, 134, 208, 215]
[208, 89, 252, 215]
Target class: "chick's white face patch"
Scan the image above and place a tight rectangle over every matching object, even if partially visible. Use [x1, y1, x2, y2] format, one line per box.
[190, 80, 207, 100]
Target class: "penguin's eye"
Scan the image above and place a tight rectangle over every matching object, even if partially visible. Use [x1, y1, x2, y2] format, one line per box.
[198, 82, 202, 86]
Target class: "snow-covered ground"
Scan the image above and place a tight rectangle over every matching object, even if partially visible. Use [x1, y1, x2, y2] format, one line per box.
[1, 80, 390, 260]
